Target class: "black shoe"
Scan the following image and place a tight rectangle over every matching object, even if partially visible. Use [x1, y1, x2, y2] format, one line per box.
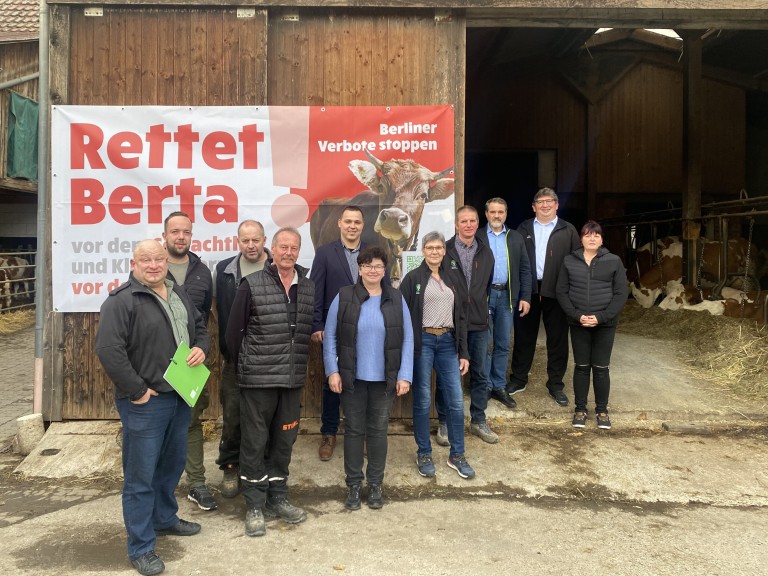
[489, 388, 517, 409]
[549, 389, 569, 407]
[188, 486, 217, 511]
[506, 382, 527, 395]
[131, 551, 165, 576]
[345, 484, 362, 511]
[155, 519, 201, 537]
[264, 496, 308, 524]
[244, 507, 266, 537]
[367, 484, 383, 509]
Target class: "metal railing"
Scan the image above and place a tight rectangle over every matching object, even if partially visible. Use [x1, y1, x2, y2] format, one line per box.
[0, 250, 37, 313]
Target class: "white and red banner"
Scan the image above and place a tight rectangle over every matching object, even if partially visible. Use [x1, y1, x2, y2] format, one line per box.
[52, 105, 456, 312]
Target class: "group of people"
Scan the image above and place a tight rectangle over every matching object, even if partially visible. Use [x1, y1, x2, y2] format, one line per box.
[95, 187, 627, 576]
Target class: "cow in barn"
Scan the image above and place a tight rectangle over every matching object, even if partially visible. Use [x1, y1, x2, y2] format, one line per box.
[0, 256, 34, 300]
[310, 150, 454, 285]
[0, 268, 11, 312]
[630, 237, 759, 308]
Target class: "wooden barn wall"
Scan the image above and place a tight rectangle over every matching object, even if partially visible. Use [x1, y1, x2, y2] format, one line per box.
[465, 64, 587, 212]
[52, 5, 464, 421]
[268, 7, 464, 420]
[55, 6, 268, 420]
[0, 40, 40, 189]
[595, 62, 745, 202]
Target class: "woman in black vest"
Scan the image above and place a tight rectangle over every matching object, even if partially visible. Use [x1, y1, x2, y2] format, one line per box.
[556, 220, 627, 430]
[322, 246, 414, 510]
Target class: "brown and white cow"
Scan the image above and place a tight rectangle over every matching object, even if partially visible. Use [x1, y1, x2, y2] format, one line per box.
[310, 150, 454, 285]
[630, 237, 758, 308]
[0, 268, 11, 312]
[0, 256, 34, 299]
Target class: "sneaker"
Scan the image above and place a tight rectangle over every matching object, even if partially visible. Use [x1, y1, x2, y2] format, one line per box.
[367, 483, 383, 509]
[507, 382, 527, 395]
[596, 413, 612, 430]
[447, 453, 476, 479]
[344, 484, 362, 511]
[435, 422, 449, 447]
[220, 465, 240, 498]
[416, 453, 436, 478]
[469, 421, 499, 444]
[131, 550, 165, 576]
[155, 519, 201, 537]
[188, 486, 217, 511]
[264, 496, 307, 524]
[244, 507, 266, 537]
[572, 411, 587, 429]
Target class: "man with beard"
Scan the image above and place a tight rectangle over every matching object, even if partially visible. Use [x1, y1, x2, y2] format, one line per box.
[214, 219, 270, 498]
[226, 227, 314, 537]
[163, 211, 215, 511]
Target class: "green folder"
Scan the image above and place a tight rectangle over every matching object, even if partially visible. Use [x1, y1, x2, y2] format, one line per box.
[163, 341, 210, 407]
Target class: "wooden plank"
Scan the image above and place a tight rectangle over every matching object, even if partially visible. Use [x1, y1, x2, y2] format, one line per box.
[139, 11, 159, 104]
[323, 11, 342, 106]
[268, 14, 294, 104]
[353, 14, 373, 105]
[369, 11, 389, 106]
[49, 5, 71, 105]
[222, 10, 239, 105]
[238, 9, 267, 105]
[338, 13, 355, 106]
[189, 9, 208, 105]
[43, 312, 64, 421]
[90, 6, 110, 104]
[292, 15, 310, 105]
[123, 9, 143, 105]
[110, 9, 127, 104]
[173, 10, 193, 105]
[385, 14, 405, 103]
[156, 10, 176, 105]
[70, 10, 94, 102]
[305, 11, 326, 106]
[206, 11, 225, 106]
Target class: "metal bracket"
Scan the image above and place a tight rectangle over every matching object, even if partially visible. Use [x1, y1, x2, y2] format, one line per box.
[84, 7, 103, 17]
[435, 9, 452, 23]
[237, 8, 256, 19]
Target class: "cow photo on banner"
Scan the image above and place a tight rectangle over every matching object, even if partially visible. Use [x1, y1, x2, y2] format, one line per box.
[51, 105, 456, 312]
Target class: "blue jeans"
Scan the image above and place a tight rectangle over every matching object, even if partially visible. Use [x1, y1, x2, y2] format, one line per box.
[486, 288, 514, 391]
[413, 331, 466, 458]
[438, 329, 490, 424]
[116, 392, 191, 561]
[320, 383, 341, 436]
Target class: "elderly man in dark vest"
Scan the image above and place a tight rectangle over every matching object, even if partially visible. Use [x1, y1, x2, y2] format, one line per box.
[226, 227, 314, 537]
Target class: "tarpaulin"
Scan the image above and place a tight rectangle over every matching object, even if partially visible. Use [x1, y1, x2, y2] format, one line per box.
[7, 91, 39, 181]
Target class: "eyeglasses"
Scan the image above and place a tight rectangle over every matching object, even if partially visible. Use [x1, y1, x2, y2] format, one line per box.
[360, 264, 386, 272]
[534, 199, 556, 205]
[423, 246, 445, 252]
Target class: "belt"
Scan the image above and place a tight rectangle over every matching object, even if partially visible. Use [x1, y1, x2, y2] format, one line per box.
[491, 283, 508, 291]
[423, 327, 453, 336]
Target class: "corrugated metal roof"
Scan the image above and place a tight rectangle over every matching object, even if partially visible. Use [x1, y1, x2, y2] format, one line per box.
[0, 0, 40, 42]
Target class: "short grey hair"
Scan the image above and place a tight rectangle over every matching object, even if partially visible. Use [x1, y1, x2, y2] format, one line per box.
[533, 187, 558, 204]
[485, 197, 507, 211]
[422, 231, 446, 249]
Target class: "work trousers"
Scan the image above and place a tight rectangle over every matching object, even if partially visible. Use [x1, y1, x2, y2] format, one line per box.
[216, 361, 240, 469]
[570, 324, 616, 413]
[239, 387, 302, 510]
[184, 384, 210, 487]
[509, 294, 570, 392]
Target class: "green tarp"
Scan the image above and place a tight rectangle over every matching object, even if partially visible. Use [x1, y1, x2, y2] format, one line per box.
[7, 91, 39, 181]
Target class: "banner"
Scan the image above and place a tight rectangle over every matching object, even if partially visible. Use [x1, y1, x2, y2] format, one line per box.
[51, 105, 455, 311]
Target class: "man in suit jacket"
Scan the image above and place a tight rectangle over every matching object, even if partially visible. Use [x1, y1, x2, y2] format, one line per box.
[310, 205, 367, 461]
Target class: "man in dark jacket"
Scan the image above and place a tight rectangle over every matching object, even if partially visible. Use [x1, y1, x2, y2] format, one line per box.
[214, 219, 270, 498]
[444, 205, 499, 444]
[310, 205, 366, 462]
[508, 188, 581, 406]
[163, 211, 216, 512]
[477, 198, 532, 410]
[226, 227, 314, 538]
[96, 239, 209, 576]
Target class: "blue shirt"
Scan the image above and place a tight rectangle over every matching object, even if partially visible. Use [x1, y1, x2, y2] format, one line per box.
[486, 224, 509, 285]
[323, 293, 414, 383]
[533, 217, 558, 281]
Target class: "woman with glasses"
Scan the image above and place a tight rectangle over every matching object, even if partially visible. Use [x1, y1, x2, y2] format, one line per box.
[556, 220, 627, 430]
[323, 245, 414, 510]
[400, 231, 474, 479]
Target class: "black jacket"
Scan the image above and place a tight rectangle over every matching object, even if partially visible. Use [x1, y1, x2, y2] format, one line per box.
[556, 247, 628, 326]
[476, 227, 533, 308]
[166, 251, 212, 323]
[226, 263, 314, 389]
[95, 274, 210, 400]
[335, 282, 405, 394]
[400, 259, 469, 360]
[215, 250, 271, 361]
[444, 235, 493, 331]
[517, 218, 580, 298]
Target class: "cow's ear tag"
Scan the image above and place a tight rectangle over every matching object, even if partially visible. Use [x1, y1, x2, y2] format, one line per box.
[376, 169, 383, 178]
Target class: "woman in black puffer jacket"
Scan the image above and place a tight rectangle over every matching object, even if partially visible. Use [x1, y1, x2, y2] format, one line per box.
[556, 221, 627, 430]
